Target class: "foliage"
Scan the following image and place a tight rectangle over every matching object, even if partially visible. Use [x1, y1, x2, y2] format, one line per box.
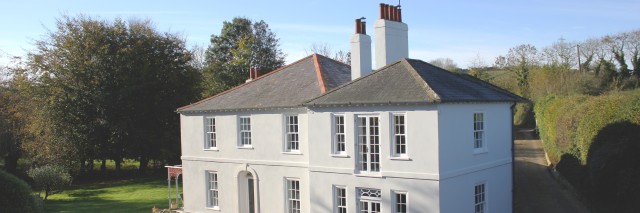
[45, 177, 171, 213]
[534, 90, 640, 212]
[429, 58, 459, 72]
[28, 165, 72, 200]
[0, 169, 44, 213]
[203, 17, 285, 97]
[23, 15, 201, 173]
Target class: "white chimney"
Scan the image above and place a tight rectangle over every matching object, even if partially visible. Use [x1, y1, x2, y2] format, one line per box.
[350, 18, 372, 80]
[374, 3, 408, 69]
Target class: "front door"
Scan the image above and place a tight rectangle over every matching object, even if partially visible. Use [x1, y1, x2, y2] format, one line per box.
[357, 116, 380, 172]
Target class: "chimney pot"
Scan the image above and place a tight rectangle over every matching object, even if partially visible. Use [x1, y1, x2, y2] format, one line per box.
[355, 19, 362, 34]
[397, 8, 402, 22]
[361, 21, 366, 35]
[379, 3, 385, 19]
[254, 67, 260, 78]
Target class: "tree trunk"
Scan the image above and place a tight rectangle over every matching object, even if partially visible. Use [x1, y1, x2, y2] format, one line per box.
[114, 158, 122, 176]
[100, 159, 107, 173]
[4, 149, 19, 174]
[139, 157, 149, 174]
[79, 159, 86, 174]
[88, 159, 94, 171]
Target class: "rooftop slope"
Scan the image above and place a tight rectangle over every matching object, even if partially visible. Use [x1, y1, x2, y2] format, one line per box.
[178, 54, 350, 113]
[306, 58, 526, 106]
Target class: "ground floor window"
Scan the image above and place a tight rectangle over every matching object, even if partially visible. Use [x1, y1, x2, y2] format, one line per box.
[394, 191, 407, 213]
[358, 188, 381, 213]
[286, 178, 301, 213]
[475, 183, 486, 213]
[206, 171, 218, 209]
[334, 186, 347, 213]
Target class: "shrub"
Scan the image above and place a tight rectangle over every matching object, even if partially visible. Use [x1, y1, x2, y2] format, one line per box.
[0, 169, 43, 213]
[28, 165, 72, 200]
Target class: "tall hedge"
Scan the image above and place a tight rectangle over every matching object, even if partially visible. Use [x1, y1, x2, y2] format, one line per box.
[0, 170, 43, 213]
[534, 89, 640, 212]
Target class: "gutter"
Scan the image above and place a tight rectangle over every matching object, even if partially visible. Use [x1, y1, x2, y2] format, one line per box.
[510, 103, 515, 213]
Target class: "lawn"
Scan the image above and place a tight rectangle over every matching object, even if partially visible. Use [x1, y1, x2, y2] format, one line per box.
[44, 177, 177, 213]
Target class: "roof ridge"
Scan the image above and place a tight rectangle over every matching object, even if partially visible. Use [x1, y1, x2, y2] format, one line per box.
[402, 59, 441, 102]
[304, 59, 404, 105]
[312, 54, 327, 93]
[177, 54, 316, 112]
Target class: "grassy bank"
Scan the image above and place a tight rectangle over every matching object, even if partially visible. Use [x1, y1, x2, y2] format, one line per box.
[45, 177, 174, 213]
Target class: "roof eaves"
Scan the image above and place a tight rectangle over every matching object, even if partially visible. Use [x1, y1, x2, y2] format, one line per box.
[176, 54, 317, 113]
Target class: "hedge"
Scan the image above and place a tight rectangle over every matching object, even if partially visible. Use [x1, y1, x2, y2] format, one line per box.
[534, 89, 640, 212]
[0, 170, 43, 213]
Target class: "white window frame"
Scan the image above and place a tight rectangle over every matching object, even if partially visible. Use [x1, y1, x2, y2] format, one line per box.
[333, 185, 347, 213]
[393, 190, 408, 213]
[391, 113, 408, 158]
[356, 115, 381, 173]
[284, 115, 300, 153]
[473, 112, 486, 153]
[357, 187, 381, 213]
[332, 114, 347, 156]
[474, 182, 487, 213]
[238, 116, 252, 148]
[206, 171, 219, 210]
[204, 117, 217, 150]
[285, 178, 301, 213]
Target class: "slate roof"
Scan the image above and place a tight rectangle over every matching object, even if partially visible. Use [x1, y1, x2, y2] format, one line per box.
[305, 58, 526, 106]
[177, 54, 351, 113]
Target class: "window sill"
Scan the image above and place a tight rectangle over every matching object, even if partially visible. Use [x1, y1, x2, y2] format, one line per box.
[282, 151, 302, 155]
[203, 148, 219, 151]
[354, 173, 383, 178]
[205, 207, 220, 211]
[473, 149, 488, 155]
[389, 156, 411, 161]
[330, 154, 350, 158]
[237, 146, 254, 150]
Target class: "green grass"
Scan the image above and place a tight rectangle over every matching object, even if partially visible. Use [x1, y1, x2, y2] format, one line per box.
[44, 177, 177, 213]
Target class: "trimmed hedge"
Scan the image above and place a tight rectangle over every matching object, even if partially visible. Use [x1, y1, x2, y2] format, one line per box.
[534, 89, 640, 212]
[0, 170, 43, 213]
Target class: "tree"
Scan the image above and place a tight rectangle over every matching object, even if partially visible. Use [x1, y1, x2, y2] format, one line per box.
[203, 17, 286, 96]
[305, 43, 350, 65]
[429, 58, 459, 72]
[28, 165, 72, 200]
[503, 44, 540, 97]
[543, 37, 576, 69]
[624, 30, 640, 78]
[25, 15, 201, 173]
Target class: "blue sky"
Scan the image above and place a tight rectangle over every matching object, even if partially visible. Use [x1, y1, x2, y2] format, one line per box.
[0, 0, 638, 68]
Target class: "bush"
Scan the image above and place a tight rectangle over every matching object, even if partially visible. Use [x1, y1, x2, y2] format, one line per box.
[534, 89, 640, 212]
[0, 169, 43, 213]
[28, 165, 72, 200]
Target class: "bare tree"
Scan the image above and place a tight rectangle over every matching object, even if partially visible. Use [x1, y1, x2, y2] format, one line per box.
[543, 37, 577, 68]
[429, 58, 459, 72]
[305, 43, 350, 65]
[624, 30, 640, 77]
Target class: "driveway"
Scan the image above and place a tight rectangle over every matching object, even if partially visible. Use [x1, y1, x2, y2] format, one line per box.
[513, 131, 590, 213]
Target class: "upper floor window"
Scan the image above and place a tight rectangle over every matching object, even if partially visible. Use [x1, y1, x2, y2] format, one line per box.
[393, 191, 407, 213]
[473, 112, 485, 151]
[239, 116, 252, 147]
[285, 115, 299, 152]
[357, 115, 380, 173]
[206, 171, 219, 209]
[392, 113, 407, 157]
[474, 183, 486, 213]
[205, 117, 217, 149]
[333, 114, 346, 155]
[334, 185, 347, 213]
[286, 178, 301, 213]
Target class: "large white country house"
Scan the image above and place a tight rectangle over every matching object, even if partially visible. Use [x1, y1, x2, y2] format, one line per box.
[177, 3, 525, 213]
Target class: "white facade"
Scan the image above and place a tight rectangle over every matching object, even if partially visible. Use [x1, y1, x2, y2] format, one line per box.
[179, 103, 513, 213]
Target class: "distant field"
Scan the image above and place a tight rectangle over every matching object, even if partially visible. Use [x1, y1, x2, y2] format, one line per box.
[45, 177, 177, 213]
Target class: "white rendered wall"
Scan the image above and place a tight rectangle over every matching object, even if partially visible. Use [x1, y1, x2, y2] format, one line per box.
[350, 33, 372, 80]
[307, 105, 440, 177]
[436, 103, 513, 176]
[439, 163, 512, 213]
[374, 19, 408, 69]
[180, 109, 311, 212]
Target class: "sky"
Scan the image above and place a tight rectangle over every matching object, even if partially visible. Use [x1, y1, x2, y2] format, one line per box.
[0, 0, 639, 68]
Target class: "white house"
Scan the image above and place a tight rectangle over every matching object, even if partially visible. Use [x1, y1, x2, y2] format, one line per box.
[177, 3, 525, 213]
